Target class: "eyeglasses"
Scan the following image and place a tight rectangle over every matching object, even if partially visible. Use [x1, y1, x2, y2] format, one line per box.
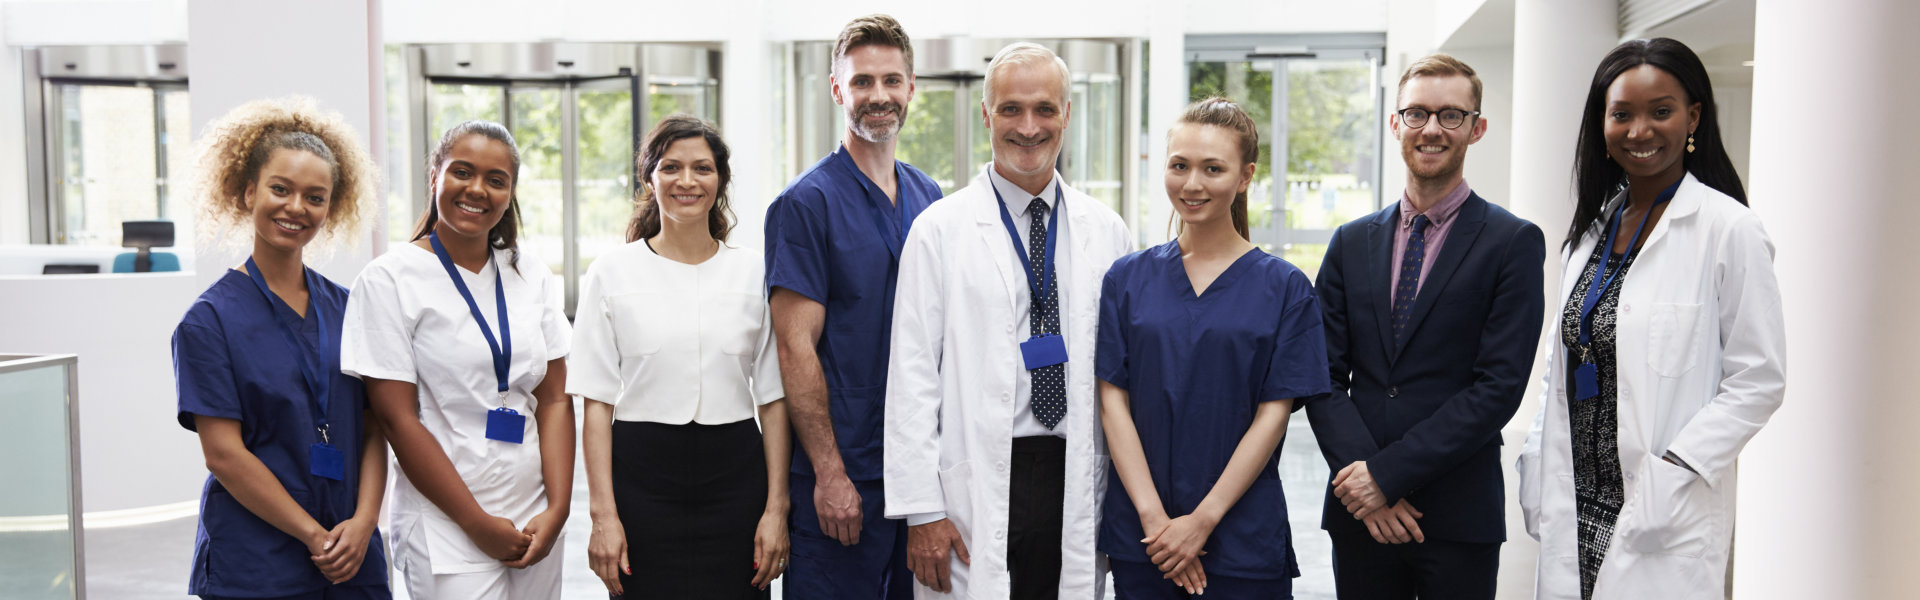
[1396, 107, 1480, 130]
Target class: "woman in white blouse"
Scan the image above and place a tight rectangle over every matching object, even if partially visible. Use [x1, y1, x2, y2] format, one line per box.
[571, 115, 791, 599]
[340, 120, 574, 600]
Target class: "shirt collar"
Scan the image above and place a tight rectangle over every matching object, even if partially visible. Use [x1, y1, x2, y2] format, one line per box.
[987, 164, 1061, 219]
[1399, 178, 1472, 227]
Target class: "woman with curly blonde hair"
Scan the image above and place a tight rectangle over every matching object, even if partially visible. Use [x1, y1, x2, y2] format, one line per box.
[171, 96, 391, 600]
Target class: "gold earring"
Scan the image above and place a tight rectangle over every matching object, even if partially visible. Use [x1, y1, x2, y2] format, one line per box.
[1687, 134, 1695, 153]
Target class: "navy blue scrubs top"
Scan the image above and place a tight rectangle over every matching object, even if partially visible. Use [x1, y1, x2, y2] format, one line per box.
[1094, 241, 1330, 580]
[173, 268, 386, 596]
[764, 145, 940, 482]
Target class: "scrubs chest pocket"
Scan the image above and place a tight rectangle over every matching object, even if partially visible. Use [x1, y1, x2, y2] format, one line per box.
[1645, 302, 1702, 377]
[608, 293, 672, 356]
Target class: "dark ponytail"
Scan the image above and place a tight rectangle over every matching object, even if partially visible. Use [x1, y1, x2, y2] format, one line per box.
[412, 120, 525, 268]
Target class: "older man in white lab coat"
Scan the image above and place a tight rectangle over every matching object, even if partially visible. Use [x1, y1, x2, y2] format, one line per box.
[884, 42, 1132, 600]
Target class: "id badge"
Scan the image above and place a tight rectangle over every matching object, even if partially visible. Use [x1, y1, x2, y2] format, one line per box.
[486, 407, 526, 444]
[1020, 334, 1068, 370]
[1573, 363, 1599, 402]
[309, 443, 345, 481]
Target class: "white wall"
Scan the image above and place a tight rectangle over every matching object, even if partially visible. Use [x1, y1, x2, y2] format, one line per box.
[0, 6, 26, 244]
[0, 0, 185, 45]
[187, 0, 378, 288]
[381, 0, 1384, 44]
[0, 273, 204, 512]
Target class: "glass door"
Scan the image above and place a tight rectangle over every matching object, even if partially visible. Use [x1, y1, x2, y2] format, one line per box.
[1188, 56, 1383, 278]
[420, 78, 640, 316]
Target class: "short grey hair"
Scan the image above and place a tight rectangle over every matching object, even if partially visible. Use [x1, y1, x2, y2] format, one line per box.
[982, 42, 1072, 107]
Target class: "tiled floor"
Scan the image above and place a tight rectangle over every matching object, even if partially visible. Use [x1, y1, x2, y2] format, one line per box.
[62, 420, 1336, 600]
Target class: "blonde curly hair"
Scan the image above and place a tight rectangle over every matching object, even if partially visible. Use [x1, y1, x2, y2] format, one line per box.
[190, 96, 376, 250]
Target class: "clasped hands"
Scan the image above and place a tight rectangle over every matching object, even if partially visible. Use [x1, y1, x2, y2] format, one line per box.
[1139, 509, 1216, 595]
[1332, 461, 1426, 545]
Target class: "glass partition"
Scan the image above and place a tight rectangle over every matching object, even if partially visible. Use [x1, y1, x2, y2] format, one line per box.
[0, 354, 84, 600]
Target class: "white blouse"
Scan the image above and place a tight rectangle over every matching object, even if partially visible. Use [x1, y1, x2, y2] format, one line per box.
[567, 240, 784, 424]
[339, 243, 570, 575]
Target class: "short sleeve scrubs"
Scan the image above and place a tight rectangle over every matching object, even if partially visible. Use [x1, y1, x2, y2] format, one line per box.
[762, 146, 940, 481]
[1094, 241, 1330, 579]
[174, 268, 387, 596]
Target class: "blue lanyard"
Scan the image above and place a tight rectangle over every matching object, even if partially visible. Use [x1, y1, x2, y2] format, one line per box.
[429, 233, 512, 398]
[991, 182, 1063, 303]
[243, 258, 331, 443]
[1575, 181, 1681, 354]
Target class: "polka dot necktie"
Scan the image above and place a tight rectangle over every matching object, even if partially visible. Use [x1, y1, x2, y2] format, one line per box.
[1027, 198, 1066, 430]
[1391, 214, 1430, 347]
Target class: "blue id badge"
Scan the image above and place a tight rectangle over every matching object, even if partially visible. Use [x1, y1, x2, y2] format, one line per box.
[1573, 363, 1598, 401]
[486, 407, 526, 444]
[1020, 334, 1068, 370]
[309, 443, 345, 481]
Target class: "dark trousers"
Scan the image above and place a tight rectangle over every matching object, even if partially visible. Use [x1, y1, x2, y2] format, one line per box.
[786, 474, 913, 600]
[1110, 559, 1291, 599]
[202, 585, 390, 600]
[1329, 529, 1500, 600]
[1008, 435, 1066, 600]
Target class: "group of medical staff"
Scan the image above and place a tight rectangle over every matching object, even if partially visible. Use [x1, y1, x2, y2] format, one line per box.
[169, 12, 1784, 600]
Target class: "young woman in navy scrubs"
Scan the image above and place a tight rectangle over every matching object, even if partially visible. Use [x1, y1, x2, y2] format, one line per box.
[173, 97, 389, 599]
[1097, 97, 1330, 598]
[340, 121, 573, 600]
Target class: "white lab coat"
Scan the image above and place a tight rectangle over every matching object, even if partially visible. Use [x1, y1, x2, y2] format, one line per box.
[885, 166, 1132, 599]
[1517, 172, 1785, 599]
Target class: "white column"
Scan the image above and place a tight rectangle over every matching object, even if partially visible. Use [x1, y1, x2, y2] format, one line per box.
[1736, 1, 1920, 598]
[187, 0, 380, 287]
[721, 0, 773, 250]
[1499, 1, 1614, 597]
[1505, 0, 1613, 268]
[1140, 0, 1184, 246]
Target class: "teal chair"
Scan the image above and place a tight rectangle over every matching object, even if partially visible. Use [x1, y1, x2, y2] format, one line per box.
[112, 220, 180, 273]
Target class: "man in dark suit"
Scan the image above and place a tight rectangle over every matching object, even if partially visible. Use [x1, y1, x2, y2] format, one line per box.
[1308, 53, 1545, 600]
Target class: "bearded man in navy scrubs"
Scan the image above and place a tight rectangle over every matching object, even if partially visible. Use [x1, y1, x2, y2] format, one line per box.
[1307, 53, 1546, 599]
[763, 14, 942, 600]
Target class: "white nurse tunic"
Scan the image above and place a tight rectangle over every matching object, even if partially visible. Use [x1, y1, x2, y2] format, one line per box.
[340, 243, 571, 579]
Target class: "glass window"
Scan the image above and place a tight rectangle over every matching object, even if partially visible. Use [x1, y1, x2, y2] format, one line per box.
[576, 84, 635, 276]
[896, 83, 957, 192]
[51, 83, 191, 247]
[509, 86, 566, 279]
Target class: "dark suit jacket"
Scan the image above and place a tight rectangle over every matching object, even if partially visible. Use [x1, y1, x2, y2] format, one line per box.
[1308, 192, 1545, 544]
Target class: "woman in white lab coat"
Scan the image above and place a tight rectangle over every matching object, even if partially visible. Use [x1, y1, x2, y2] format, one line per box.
[1516, 38, 1785, 600]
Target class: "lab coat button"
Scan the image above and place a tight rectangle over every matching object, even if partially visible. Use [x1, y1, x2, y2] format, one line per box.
[995, 530, 1005, 540]
[1623, 303, 1632, 314]
[1625, 471, 1636, 481]
[1387, 386, 1399, 398]
[1003, 392, 1012, 403]
[997, 461, 1007, 472]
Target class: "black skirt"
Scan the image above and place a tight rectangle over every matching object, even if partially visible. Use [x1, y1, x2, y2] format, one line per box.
[613, 419, 770, 599]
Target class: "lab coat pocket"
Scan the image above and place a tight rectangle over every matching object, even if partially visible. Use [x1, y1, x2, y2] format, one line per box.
[1626, 457, 1714, 557]
[606, 293, 671, 356]
[1646, 302, 1702, 377]
[937, 461, 975, 542]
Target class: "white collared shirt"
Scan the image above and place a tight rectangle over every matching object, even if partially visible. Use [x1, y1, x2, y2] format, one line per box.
[566, 240, 784, 424]
[987, 165, 1072, 441]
